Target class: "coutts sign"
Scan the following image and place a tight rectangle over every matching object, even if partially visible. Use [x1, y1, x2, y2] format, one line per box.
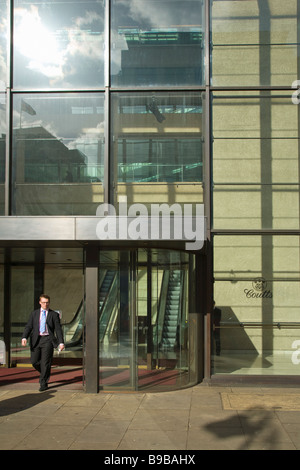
[244, 277, 273, 299]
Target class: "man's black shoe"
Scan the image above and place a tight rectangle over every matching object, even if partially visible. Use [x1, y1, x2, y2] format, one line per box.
[39, 384, 48, 392]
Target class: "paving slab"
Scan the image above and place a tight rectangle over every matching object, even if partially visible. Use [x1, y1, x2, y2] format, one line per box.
[221, 392, 300, 411]
[0, 383, 299, 450]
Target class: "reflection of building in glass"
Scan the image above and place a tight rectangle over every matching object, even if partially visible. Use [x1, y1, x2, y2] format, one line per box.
[15, 126, 88, 183]
[112, 28, 203, 86]
[113, 93, 203, 184]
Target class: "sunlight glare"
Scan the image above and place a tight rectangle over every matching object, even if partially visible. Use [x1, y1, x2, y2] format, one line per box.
[15, 7, 64, 78]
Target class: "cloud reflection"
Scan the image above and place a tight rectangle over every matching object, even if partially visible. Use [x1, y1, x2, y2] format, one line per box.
[14, 4, 104, 86]
[15, 6, 64, 78]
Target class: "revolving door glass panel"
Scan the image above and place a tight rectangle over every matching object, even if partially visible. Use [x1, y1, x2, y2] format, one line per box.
[140, 249, 190, 390]
[99, 250, 136, 390]
[99, 248, 192, 391]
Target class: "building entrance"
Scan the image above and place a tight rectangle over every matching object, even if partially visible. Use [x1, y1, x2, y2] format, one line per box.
[98, 248, 201, 391]
[2, 246, 204, 392]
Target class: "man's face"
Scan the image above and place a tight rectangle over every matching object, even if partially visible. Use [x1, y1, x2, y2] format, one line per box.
[39, 298, 50, 310]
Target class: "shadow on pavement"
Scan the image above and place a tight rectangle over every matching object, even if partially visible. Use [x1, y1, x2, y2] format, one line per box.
[0, 391, 56, 417]
[205, 407, 280, 450]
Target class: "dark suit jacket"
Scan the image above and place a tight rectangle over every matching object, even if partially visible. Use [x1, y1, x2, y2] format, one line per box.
[22, 308, 64, 349]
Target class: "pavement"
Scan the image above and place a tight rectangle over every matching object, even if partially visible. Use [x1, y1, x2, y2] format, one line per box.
[1, 378, 300, 451]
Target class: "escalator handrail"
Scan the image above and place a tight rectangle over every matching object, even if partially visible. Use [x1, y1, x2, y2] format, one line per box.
[99, 272, 118, 342]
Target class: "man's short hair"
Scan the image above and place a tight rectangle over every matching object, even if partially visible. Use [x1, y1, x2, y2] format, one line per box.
[39, 294, 50, 301]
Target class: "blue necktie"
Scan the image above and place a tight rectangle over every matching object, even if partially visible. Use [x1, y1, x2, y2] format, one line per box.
[40, 310, 46, 334]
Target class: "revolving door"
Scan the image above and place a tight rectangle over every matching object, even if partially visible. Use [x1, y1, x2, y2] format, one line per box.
[98, 248, 203, 391]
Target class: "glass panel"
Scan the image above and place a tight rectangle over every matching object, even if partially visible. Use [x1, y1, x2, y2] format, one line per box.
[99, 248, 193, 391]
[147, 249, 190, 390]
[9, 248, 83, 369]
[111, 92, 203, 209]
[111, 0, 204, 86]
[213, 235, 300, 376]
[44, 250, 84, 365]
[99, 250, 135, 390]
[211, 0, 299, 86]
[12, 93, 105, 215]
[0, 0, 7, 90]
[0, 94, 5, 215]
[10, 266, 34, 366]
[212, 91, 300, 229]
[13, 0, 105, 90]
[11, 247, 36, 263]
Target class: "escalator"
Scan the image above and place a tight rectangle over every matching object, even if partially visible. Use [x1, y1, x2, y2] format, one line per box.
[99, 270, 115, 312]
[63, 301, 83, 348]
[64, 267, 185, 355]
[159, 270, 183, 350]
[98, 266, 186, 363]
[63, 261, 186, 364]
[99, 270, 118, 344]
[63, 270, 117, 348]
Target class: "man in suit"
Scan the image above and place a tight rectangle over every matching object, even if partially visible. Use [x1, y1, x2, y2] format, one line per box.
[22, 294, 65, 391]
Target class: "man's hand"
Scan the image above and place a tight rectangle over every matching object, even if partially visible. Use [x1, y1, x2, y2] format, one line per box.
[21, 338, 27, 347]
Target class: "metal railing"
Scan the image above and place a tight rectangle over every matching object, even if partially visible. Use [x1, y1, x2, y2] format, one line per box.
[219, 322, 300, 329]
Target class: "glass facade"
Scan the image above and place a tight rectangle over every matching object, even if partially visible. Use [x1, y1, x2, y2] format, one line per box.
[0, 0, 299, 389]
[111, 92, 203, 208]
[12, 93, 105, 215]
[13, 0, 105, 89]
[111, 0, 204, 87]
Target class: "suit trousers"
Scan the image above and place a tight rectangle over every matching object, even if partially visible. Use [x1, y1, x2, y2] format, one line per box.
[31, 335, 54, 386]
